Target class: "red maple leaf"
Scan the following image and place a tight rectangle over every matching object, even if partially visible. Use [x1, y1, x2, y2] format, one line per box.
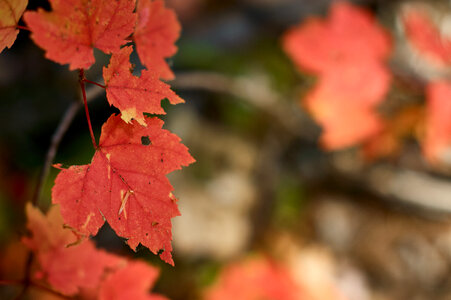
[283, 2, 391, 149]
[22, 204, 122, 296]
[424, 81, 451, 164]
[99, 260, 168, 300]
[205, 257, 305, 300]
[402, 6, 451, 68]
[52, 114, 194, 265]
[283, 1, 391, 74]
[134, 0, 181, 80]
[0, 0, 28, 52]
[24, 0, 136, 70]
[104, 46, 183, 126]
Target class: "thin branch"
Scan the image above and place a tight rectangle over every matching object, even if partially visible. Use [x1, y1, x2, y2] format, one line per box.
[172, 71, 316, 141]
[30, 282, 73, 299]
[0, 278, 72, 299]
[31, 102, 80, 206]
[13, 253, 33, 300]
[79, 69, 98, 149]
[32, 80, 104, 206]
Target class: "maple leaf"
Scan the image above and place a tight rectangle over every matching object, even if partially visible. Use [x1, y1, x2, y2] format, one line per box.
[104, 46, 183, 125]
[99, 260, 168, 300]
[0, 0, 27, 52]
[22, 203, 122, 296]
[52, 114, 194, 265]
[24, 0, 136, 70]
[134, 0, 181, 80]
[205, 257, 305, 300]
[283, 1, 391, 74]
[402, 6, 451, 68]
[424, 81, 451, 164]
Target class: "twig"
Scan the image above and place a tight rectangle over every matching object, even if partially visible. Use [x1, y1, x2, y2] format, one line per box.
[12, 253, 33, 300]
[173, 71, 317, 141]
[31, 82, 104, 206]
[0, 279, 72, 299]
[31, 102, 80, 206]
[83, 78, 106, 89]
[79, 69, 98, 149]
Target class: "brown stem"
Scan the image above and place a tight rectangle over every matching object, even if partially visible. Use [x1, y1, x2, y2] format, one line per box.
[31, 101, 81, 206]
[79, 69, 98, 149]
[12, 253, 33, 300]
[83, 78, 106, 89]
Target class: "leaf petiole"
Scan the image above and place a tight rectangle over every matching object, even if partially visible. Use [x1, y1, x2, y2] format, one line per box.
[83, 78, 106, 89]
[79, 69, 98, 149]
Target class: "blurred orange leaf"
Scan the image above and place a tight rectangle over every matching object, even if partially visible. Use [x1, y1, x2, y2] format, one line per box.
[283, 2, 391, 149]
[424, 81, 451, 164]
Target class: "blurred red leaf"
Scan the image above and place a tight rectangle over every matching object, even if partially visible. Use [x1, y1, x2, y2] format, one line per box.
[99, 260, 167, 300]
[205, 257, 305, 300]
[424, 81, 451, 164]
[134, 0, 181, 80]
[283, 2, 390, 74]
[283, 2, 391, 149]
[402, 6, 451, 67]
[22, 204, 121, 296]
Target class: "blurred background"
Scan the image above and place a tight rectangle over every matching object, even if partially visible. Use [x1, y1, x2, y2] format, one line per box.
[1, 0, 451, 299]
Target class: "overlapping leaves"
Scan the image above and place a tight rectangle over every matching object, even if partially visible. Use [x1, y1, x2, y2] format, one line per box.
[283, 2, 391, 149]
[19, 0, 192, 264]
[23, 204, 167, 298]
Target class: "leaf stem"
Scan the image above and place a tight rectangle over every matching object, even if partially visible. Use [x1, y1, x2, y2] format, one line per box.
[83, 78, 106, 89]
[79, 69, 98, 149]
[13, 253, 33, 300]
[16, 25, 30, 31]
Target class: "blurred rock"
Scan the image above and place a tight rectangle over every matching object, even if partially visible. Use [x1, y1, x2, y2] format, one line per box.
[168, 109, 258, 259]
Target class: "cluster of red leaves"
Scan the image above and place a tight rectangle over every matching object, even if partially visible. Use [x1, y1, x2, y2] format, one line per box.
[283, 2, 391, 149]
[205, 257, 305, 300]
[23, 204, 167, 299]
[3, 0, 195, 266]
[1, 0, 192, 294]
[283, 1, 451, 166]
[2, 0, 193, 285]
